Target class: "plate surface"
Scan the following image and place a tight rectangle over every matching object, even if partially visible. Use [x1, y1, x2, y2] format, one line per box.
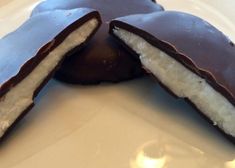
[0, 0, 235, 168]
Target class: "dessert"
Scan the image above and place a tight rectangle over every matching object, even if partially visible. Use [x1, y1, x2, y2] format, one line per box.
[0, 8, 101, 138]
[110, 11, 235, 142]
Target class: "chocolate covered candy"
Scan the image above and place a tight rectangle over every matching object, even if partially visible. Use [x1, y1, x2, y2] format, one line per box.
[31, 0, 164, 84]
[0, 8, 101, 138]
[110, 11, 235, 142]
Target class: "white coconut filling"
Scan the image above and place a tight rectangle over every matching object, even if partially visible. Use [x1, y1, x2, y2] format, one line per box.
[0, 18, 98, 137]
[114, 27, 235, 137]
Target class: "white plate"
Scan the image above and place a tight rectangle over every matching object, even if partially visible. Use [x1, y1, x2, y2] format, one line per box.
[0, 0, 235, 168]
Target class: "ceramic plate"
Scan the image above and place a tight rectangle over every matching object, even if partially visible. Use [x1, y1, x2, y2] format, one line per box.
[0, 0, 235, 168]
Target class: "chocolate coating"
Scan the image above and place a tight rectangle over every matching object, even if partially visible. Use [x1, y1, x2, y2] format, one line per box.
[32, 0, 164, 84]
[109, 11, 235, 142]
[0, 8, 101, 138]
[110, 11, 235, 105]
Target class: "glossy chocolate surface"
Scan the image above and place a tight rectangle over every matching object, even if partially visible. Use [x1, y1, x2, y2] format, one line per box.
[110, 11, 235, 142]
[110, 11, 235, 106]
[0, 8, 101, 139]
[0, 8, 100, 96]
[32, 0, 164, 84]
